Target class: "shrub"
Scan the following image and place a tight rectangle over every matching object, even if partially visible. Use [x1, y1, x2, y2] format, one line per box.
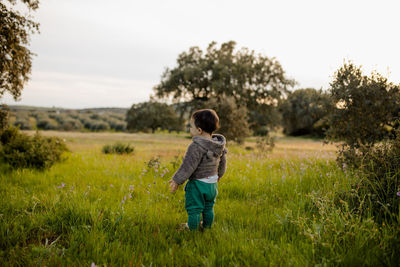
[327, 63, 400, 223]
[102, 142, 134, 155]
[60, 118, 83, 131]
[0, 126, 68, 170]
[76, 114, 88, 123]
[36, 118, 59, 130]
[104, 117, 126, 131]
[90, 113, 101, 120]
[68, 112, 80, 120]
[13, 117, 33, 130]
[49, 113, 83, 131]
[337, 131, 400, 222]
[126, 101, 182, 133]
[327, 62, 400, 147]
[83, 119, 110, 131]
[0, 105, 9, 131]
[280, 88, 332, 137]
[49, 113, 67, 122]
[109, 113, 125, 121]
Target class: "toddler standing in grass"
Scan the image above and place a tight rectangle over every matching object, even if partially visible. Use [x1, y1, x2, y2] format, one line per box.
[169, 109, 227, 231]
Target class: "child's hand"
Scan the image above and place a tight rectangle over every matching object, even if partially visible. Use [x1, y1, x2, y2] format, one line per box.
[168, 179, 179, 193]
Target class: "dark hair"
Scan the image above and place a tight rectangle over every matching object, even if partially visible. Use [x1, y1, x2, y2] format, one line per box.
[191, 109, 220, 134]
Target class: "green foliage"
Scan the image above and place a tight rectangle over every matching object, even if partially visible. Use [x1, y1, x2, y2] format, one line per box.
[0, 105, 10, 131]
[249, 103, 282, 136]
[13, 114, 33, 130]
[75, 112, 125, 132]
[126, 101, 182, 133]
[0, 0, 39, 100]
[108, 113, 125, 121]
[337, 132, 400, 222]
[103, 116, 126, 131]
[48, 113, 82, 131]
[0, 126, 68, 170]
[327, 62, 400, 147]
[102, 142, 134, 155]
[36, 118, 58, 130]
[154, 41, 295, 136]
[8, 107, 128, 132]
[59, 118, 83, 131]
[203, 96, 251, 143]
[327, 63, 400, 224]
[83, 119, 110, 131]
[280, 88, 332, 137]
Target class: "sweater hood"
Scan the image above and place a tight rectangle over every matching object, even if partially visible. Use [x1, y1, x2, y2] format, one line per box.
[193, 134, 226, 158]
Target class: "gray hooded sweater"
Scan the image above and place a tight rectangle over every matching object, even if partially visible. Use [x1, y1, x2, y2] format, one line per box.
[172, 134, 227, 185]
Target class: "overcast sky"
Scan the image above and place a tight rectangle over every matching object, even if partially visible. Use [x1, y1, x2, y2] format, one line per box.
[2, 0, 400, 109]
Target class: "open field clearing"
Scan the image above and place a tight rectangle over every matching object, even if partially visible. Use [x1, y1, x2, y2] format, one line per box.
[1, 132, 398, 266]
[23, 131, 338, 159]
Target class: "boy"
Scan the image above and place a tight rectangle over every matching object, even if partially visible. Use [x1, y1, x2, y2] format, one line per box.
[169, 109, 227, 231]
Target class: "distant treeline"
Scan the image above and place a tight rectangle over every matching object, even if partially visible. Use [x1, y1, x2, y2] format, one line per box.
[7, 106, 128, 132]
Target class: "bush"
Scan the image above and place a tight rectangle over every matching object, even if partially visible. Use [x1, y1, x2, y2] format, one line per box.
[90, 113, 101, 120]
[102, 142, 134, 155]
[13, 117, 33, 130]
[104, 117, 126, 131]
[109, 113, 125, 121]
[0, 126, 68, 170]
[280, 88, 332, 137]
[328, 63, 400, 223]
[337, 132, 400, 222]
[0, 105, 9, 131]
[60, 118, 83, 131]
[13, 112, 33, 130]
[36, 118, 59, 130]
[327, 62, 400, 147]
[49, 113, 67, 123]
[126, 101, 182, 133]
[83, 119, 110, 131]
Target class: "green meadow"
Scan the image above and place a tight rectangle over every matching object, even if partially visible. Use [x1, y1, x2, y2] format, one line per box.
[0, 131, 398, 266]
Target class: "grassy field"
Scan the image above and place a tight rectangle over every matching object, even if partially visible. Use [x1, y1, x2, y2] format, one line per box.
[0, 131, 398, 266]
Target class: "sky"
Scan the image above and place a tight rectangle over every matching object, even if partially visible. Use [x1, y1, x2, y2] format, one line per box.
[2, 0, 400, 109]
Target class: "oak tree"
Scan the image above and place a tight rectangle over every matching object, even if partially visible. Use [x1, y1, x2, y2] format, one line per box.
[154, 41, 295, 135]
[126, 101, 182, 133]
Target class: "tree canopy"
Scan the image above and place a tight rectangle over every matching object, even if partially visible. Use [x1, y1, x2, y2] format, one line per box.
[326, 62, 400, 147]
[0, 0, 39, 100]
[280, 88, 332, 137]
[126, 101, 182, 133]
[154, 41, 295, 134]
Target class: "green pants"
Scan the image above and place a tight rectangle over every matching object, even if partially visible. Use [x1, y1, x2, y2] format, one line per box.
[185, 180, 218, 231]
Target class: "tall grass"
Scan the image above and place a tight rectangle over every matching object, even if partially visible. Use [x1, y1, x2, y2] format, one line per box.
[0, 133, 398, 266]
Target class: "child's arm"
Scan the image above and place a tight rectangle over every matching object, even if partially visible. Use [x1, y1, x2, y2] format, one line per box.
[169, 143, 203, 191]
[217, 148, 228, 181]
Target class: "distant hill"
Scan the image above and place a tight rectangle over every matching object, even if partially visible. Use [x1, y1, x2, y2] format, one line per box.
[3, 105, 128, 131]
[6, 105, 128, 114]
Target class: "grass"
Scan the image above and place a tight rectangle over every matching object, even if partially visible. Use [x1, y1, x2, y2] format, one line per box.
[0, 131, 398, 266]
